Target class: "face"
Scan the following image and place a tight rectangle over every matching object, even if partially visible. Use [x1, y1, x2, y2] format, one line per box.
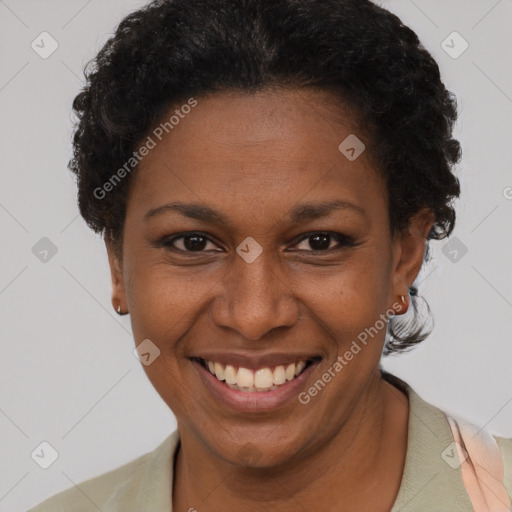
[106, 87, 433, 468]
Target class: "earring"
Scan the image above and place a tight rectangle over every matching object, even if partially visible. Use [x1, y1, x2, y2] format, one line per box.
[114, 301, 128, 315]
[399, 294, 409, 314]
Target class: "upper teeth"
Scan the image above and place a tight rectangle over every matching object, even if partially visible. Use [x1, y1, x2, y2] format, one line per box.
[203, 359, 308, 392]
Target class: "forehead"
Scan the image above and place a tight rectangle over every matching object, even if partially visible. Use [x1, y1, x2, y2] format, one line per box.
[126, 88, 387, 228]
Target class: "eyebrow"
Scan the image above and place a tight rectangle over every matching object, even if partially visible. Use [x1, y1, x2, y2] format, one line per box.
[143, 199, 367, 225]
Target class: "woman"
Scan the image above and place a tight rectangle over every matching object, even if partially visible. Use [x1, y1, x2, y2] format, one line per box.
[29, 0, 511, 510]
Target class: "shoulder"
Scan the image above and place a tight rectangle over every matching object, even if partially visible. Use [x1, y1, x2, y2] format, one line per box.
[27, 451, 151, 512]
[495, 434, 512, 500]
[27, 431, 179, 512]
[381, 370, 512, 508]
[443, 412, 512, 504]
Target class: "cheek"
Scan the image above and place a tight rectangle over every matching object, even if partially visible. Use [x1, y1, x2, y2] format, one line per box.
[140, 358, 190, 420]
[299, 254, 391, 349]
[125, 261, 220, 346]
[126, 268, 195, 412]
[307, 250, 389, 307]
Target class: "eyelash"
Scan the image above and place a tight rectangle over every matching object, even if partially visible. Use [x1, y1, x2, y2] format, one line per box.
[155, 231, 358, 254]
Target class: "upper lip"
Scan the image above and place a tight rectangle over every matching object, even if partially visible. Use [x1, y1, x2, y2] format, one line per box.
[190, 352, 322, 370]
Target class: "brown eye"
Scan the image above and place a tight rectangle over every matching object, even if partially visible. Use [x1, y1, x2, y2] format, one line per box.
[156, 232, 221, 253]
[178, 234, 210, 251]
[292, 232, 357, 252]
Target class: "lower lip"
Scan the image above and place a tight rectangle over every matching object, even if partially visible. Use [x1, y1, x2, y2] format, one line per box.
[191, 359, 320, 413]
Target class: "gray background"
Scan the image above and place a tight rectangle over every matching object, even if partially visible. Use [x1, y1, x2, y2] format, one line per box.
[0, 0, 510, 510]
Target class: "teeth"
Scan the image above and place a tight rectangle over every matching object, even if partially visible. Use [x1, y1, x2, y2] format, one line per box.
[237, 367, 254, 388]
[200, 358, 311, 392]
[273, 365, 286, 385]
[224, 364, 237, 384]
[285, 363, 296, 381]
[214, 362, 225, 381]
[254, 368, 274, 390]
[295, 361, 306, 376]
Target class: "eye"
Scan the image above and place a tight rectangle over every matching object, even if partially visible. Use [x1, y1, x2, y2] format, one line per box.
[157, 232, 221, 253]
[155, 230, 357, 254]
[290, 231, 357, 252]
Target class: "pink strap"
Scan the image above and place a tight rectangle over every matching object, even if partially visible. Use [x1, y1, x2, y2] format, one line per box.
[446, 415, 511, 512]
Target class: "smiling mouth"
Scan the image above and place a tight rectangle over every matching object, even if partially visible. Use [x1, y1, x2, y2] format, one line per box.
[192, 356, 321, 392]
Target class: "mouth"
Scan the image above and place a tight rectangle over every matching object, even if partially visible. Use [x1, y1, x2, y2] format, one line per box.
[190, 354, 322, 412]
[192, 356, 321, 392]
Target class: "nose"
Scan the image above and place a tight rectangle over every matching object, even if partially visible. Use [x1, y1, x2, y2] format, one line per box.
[210, 248, 299, 341]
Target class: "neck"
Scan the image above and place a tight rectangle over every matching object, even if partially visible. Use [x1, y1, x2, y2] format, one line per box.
[173, 372, 409, 512]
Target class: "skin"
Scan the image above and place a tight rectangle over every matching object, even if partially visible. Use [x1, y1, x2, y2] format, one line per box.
[105, 87, 435, 511]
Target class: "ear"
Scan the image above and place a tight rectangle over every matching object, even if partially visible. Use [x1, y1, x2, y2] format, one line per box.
[390, 208, 435, 312]
[105, 238, 127, 313]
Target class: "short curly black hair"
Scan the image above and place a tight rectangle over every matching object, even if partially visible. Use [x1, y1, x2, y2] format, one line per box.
[69, 0, 462, 355]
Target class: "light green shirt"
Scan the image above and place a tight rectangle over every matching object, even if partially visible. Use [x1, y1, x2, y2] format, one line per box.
[29, 373, 512, 511]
